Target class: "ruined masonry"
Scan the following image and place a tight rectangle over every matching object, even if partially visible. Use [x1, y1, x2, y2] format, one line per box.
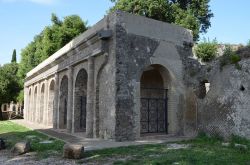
[25, 11, 230, 141]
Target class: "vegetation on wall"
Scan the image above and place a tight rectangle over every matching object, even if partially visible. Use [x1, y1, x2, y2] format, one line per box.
[194, 39, 218, 62]
[109, 0, 213, 41]
[220, 45, 241, 70]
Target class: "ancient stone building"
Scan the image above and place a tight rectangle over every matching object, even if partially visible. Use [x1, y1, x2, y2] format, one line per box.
[1, 102, 23, 120]
[24, 11, 196, 141]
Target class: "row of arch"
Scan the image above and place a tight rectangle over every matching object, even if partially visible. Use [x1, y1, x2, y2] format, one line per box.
[26, 68, 88, 133]
[27, 80, 55, 126]
[58, 69, 87, 131]
[25, 63, 174, 137]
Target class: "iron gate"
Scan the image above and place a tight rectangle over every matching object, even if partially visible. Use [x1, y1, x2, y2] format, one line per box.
[80, 96, 87, 130]
[140, 88, 168, 134]
[64, 99, 67, 126]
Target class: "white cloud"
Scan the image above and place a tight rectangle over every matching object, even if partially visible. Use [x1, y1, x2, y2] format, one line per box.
[29, 0, 56, 5]
[1, 0, 57, 5]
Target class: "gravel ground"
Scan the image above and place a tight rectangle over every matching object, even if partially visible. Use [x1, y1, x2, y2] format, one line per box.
[0, 150, 79, 165]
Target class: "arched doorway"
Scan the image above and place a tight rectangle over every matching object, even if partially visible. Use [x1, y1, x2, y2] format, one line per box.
[12, 105, 16, 112]
[33, 87, 37, 122]
[140, 64, 170, 134]
[59, 76, 68, 129]
[48, 80, 55, 126]
[28, 89, 32, 121]
[40, 84, 45, 124]
[74, 69, 87, 132]
[3, 104, 7, 111]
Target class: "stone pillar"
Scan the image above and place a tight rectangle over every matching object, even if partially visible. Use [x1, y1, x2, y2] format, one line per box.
[86, 56, 94, 138]
[28, 87, 32, 122]
[24, 87, 28, 121]
[67, 66, 74, 133]
[53, 73, 59, 129]
[43, 79, 48, 125]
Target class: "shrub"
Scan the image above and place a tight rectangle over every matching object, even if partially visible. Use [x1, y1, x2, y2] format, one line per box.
[247, 39, 250, 47]
[230, 54, 241, 64]
[195, 39, 218, 62]
[230, 134, 250, 146]
[220, 45, 241, 70]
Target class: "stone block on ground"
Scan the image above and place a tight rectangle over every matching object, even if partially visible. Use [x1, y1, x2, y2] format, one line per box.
[235, 143, 248, 149]
[0, 138, 6, 150]
[11, 141, 31, 155]
[63, 143, 84, 159]
[221, 142, 230, 147]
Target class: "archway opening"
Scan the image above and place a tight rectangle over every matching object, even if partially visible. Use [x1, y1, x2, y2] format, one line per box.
[59, 76, 68, 129]
[33, 87, 37, 122]
[197, 80, 210, 99]
[28, 89, 32, 121]
[40, 84, 45, 124]
[12, 105, 16, 112]
[74, 69, 87, 132]
[140, 65, 169, 135]
[48, 80, 55, 127]
[3, 104, 7, 111]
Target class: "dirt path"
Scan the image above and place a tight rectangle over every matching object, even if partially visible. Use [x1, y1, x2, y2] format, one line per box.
[0, 149, 119, 165]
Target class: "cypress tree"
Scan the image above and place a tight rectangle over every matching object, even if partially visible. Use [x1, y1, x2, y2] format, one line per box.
[11, 49, 17, 63]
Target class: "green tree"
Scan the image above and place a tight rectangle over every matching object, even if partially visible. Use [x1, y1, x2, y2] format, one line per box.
[109, 0, 213, 41]
[194, 38, 218, 62]
[247, 39, 250, 47]
[18, 14, 87, 80]
[11, 49, 17, 63]
[0, 63, 21, 105]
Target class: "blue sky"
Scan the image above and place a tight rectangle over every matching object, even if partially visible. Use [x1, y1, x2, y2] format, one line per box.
[0, 0, 249, 65]
[202, 0, 250, 44]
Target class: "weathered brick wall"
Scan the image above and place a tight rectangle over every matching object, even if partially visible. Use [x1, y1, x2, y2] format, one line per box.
[198, 59, 250, 139]
[114, 11, 195, 141]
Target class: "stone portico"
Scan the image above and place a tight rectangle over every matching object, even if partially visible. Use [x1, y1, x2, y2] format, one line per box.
[24, 11, 196, 141]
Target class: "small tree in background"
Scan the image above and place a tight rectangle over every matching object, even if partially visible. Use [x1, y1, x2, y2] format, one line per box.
[11, 49, 17, 63]
[247, 40, 250, 47]
[0, 63, 21, 105]
[195, 38, 218, 62]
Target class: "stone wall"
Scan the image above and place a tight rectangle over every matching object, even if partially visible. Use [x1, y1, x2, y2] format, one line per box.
[197, 58, 250, 139]
[114, 11, 195, 141]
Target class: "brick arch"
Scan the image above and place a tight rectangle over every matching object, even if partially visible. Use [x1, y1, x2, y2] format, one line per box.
[59, 75, 68, 129]
[74, 68, 88, 132]
[139, 64, 172, 89]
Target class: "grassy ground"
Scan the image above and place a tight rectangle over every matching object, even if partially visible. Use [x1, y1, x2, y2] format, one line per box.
[83, 133, 250, 165]
[0, 120, 64, 159]
[1, 121, 250, 164]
